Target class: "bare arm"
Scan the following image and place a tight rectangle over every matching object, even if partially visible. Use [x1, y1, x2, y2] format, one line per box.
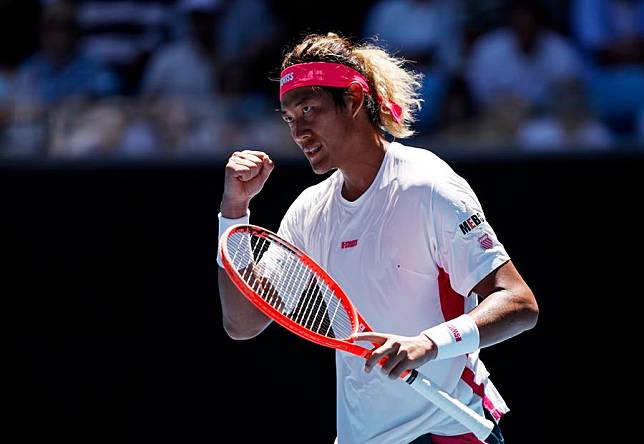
[218, 267, 272, 340]
[469, 260, 539, 348]
[218, 150, 274, 340]
[354, 260, 538, 378]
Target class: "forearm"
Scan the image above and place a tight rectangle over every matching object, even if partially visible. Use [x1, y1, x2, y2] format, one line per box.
[469, 287, 539, 348]
[218, 267, 272, 340]
[218, 193, 271, 339]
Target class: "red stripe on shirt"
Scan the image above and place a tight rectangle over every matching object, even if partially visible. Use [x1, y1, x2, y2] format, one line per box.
[438, 267, 465, 322]
[461, 367, 505, 421]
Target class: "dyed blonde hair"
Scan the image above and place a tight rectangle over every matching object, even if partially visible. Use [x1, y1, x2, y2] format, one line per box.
[281, 33, 423, 139]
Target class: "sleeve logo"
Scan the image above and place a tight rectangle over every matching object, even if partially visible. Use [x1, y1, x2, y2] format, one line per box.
[478, 233, 494, 250]
[458, 213, 485, 235]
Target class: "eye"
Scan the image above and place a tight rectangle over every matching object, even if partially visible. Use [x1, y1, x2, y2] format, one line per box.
[302, 105, 312, 114]
[282, 114, 294, 124]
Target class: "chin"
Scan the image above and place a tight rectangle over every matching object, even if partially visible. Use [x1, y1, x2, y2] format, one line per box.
[310, 162, 333, 175]
[305, 150, 335, 175]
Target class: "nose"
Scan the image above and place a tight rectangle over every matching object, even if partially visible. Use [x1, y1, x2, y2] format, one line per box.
[291, 119, 311, 146]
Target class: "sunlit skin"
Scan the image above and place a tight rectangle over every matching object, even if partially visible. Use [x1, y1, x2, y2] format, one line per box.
[280, 84, 388, 201]
[219, 83, 538, 380]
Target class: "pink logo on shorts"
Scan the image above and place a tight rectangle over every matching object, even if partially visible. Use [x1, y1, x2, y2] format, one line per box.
[478, 234, 494, 250]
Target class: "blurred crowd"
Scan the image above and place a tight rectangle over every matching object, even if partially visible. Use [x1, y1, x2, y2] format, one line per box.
[1, 0, 643, 160]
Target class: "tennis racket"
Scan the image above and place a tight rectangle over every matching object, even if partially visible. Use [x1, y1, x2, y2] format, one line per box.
[219, 224, 494, 440]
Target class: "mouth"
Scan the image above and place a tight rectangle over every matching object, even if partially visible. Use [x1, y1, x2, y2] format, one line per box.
[303, 144, 322, 158]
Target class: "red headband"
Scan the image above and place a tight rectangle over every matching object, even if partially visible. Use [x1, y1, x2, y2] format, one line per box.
[279, 62, 403, 124]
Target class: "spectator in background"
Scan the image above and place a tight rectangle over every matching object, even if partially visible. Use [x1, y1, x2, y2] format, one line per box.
[466, 1, 583, 112]
[0, 0, 40, 145]
[0, 65, 16, 138]
[14, 1, 117, 104]
[364, 0, 464, 74]
[140, 0, 292, 158]
[516, 80, 614, 151]
[48, 97, 128, 157]
[363, 0, 465, 132]
[215, 0, 292, 157]
[217, 0, 280, 95]
[429, 75, 531, 152]
[76, 0, 174, 94]
[571, 0, 644, 137]
[8, 1, 118, 156]
[462, 0, 508, 41]
[134, 0, 226, 156]
[143, 0, 222, 97]
[464, 0, 570, 45]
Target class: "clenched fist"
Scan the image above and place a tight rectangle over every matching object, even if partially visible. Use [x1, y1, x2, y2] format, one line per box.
[221, 150, 274, 218]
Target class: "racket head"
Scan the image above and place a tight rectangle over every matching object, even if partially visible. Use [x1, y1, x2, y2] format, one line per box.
[220, 224, 369, 357]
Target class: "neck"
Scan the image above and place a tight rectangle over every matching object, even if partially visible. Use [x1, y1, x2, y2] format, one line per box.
[339, 132, 389, 202]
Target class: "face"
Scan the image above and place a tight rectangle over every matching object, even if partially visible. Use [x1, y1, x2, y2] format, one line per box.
[280, 87, 353, 174]
[42, 20, 75, 61]
[511, 7, 538, 52]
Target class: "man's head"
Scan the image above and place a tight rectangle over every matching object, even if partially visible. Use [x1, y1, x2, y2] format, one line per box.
[179, 0, 222, 53]
[509, 0, 546, 54]
[280, 82, 366, 174]
[278, 33, 423, 174]
[40, 2, 79, 65]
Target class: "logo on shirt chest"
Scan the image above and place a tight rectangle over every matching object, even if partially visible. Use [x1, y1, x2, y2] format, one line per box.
[458, 213, 485, 235]
[340, 239, 358, 249]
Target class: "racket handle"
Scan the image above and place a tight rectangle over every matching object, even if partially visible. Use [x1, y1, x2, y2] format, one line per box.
[405, 370, 494, 441]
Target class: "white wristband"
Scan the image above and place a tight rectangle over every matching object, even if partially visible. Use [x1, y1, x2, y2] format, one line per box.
[421, 314, 480, 361]
[217, 210, 250, 268]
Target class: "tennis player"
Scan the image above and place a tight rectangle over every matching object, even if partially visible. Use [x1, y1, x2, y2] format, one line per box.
[217, 33, 539, 444]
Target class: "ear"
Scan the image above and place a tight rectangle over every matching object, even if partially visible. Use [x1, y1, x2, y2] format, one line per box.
[345, 83, 365, 119]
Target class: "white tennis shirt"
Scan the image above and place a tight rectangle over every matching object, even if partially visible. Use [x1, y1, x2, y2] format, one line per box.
[277, 142, 510, 444]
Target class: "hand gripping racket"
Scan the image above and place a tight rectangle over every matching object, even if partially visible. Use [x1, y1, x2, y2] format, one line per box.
[220, 224, 494, 440]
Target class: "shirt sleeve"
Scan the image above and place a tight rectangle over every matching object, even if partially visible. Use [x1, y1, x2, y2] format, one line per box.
[430, 175, 510, 297]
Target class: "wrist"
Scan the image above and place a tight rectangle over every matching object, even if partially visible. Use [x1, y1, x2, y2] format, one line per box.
[419, 334, 438, 361]
[220, 197, 251, 219]
[421, 314, 480, 361]
[217, 210, 250, 268]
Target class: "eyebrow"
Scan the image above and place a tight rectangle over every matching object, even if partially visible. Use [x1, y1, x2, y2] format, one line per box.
[280, 98, 307, 114]
[280, 89, 319, 113]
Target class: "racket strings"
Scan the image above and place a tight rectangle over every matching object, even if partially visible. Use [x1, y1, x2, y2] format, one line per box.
[227, 231, 354, 339]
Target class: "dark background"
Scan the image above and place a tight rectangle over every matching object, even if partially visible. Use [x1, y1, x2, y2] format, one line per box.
[4, 151, 637, 443]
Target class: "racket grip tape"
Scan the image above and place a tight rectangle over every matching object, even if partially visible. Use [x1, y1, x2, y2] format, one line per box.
[405, 369, 494, 440]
